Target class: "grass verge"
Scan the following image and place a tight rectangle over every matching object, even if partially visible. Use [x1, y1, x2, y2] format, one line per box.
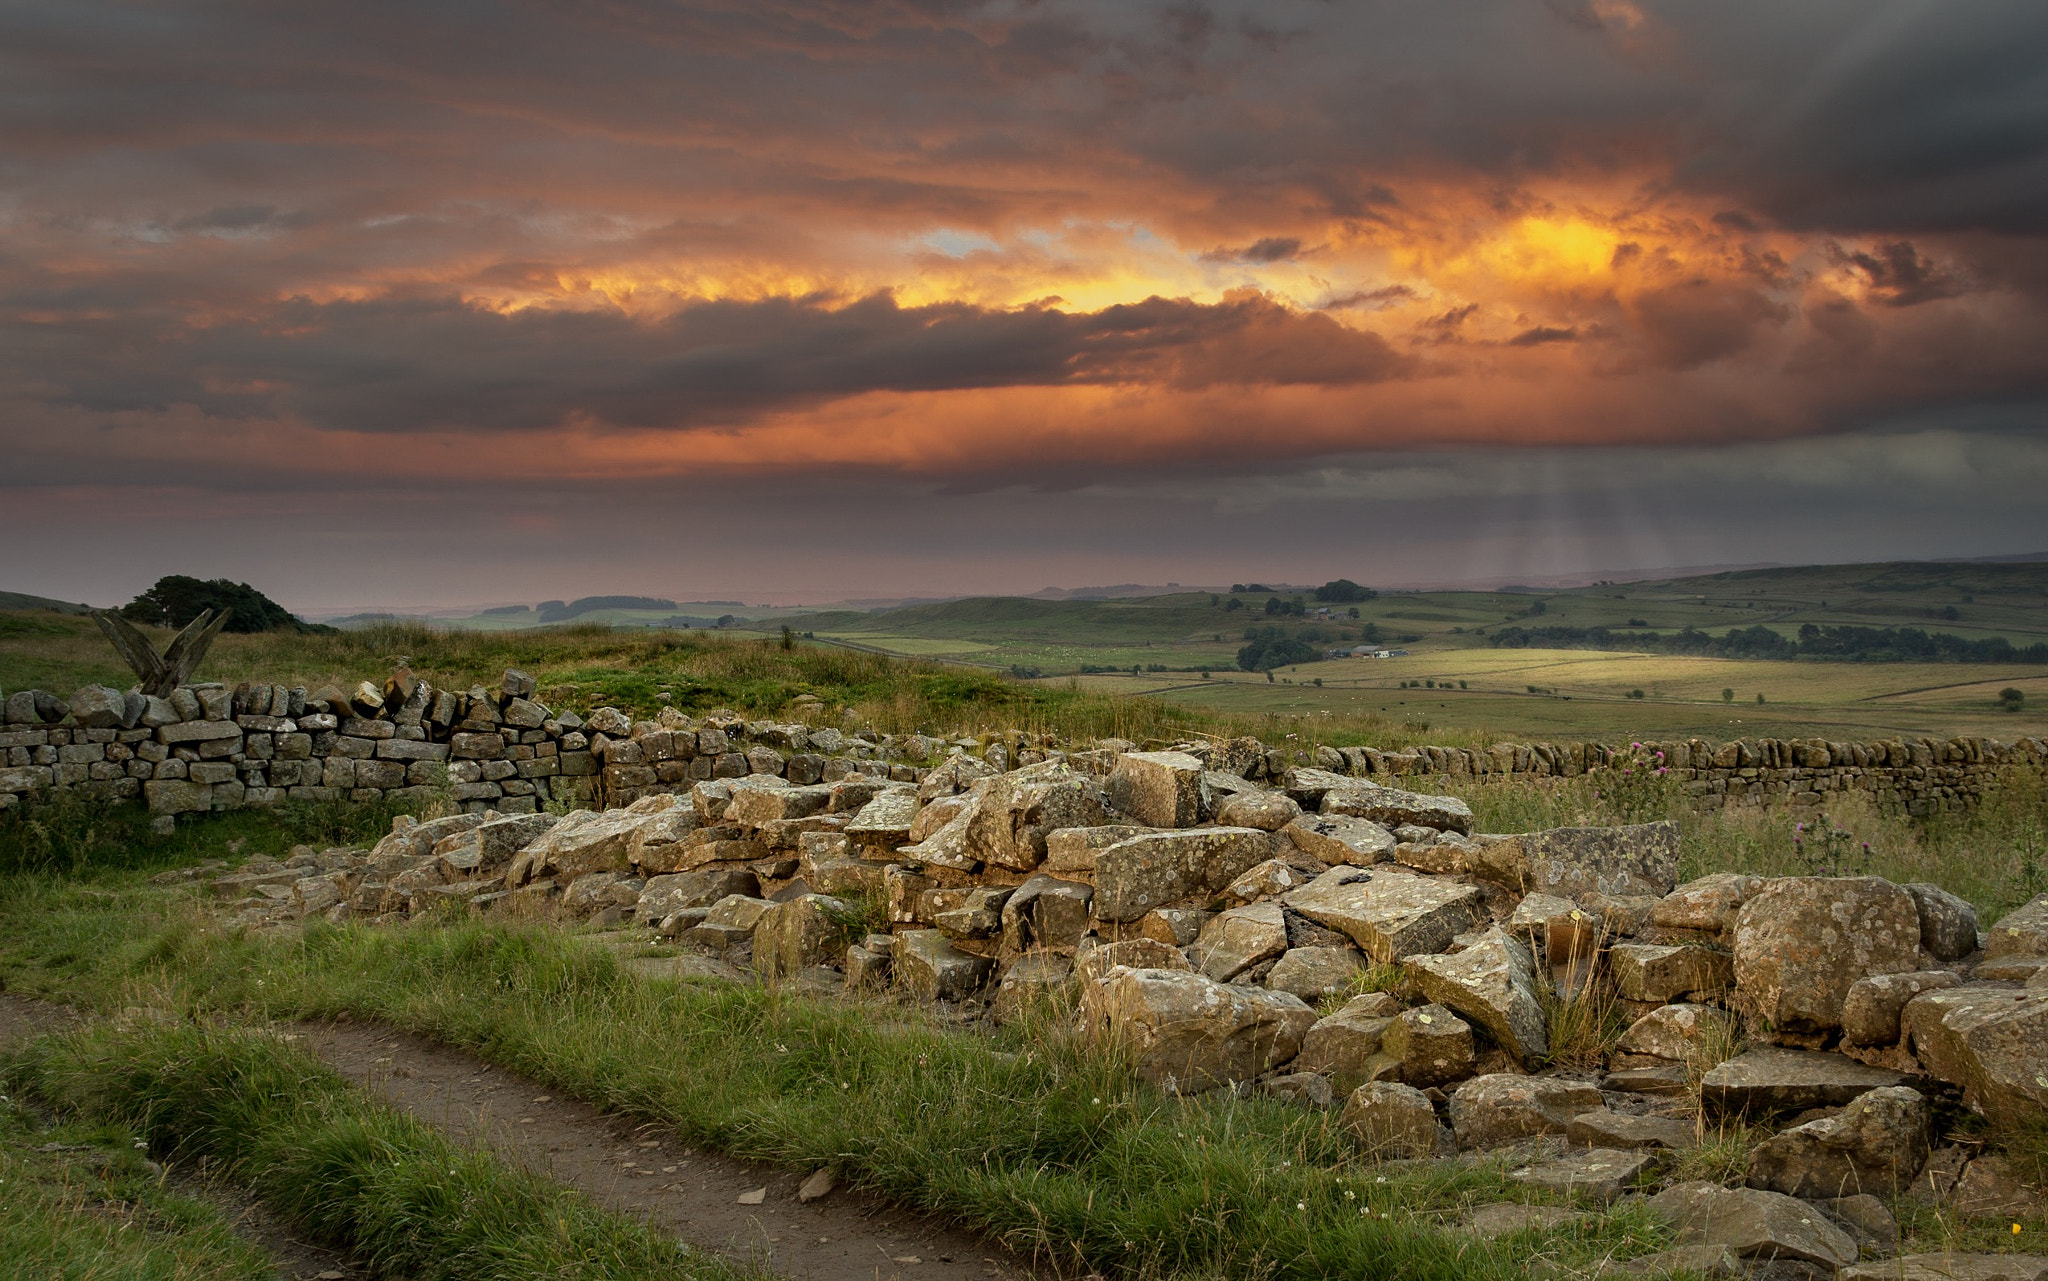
[4, 1019, 750, 1281]
[0, 1089, 279, 1281]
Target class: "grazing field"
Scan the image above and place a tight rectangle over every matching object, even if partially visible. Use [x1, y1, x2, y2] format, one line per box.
[1059, 649, 2048, 741]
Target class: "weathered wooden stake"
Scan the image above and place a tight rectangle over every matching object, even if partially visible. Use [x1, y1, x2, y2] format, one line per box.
[92, 608, 231, 697]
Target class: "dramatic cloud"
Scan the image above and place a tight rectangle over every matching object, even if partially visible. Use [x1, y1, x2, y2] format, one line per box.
[2, 0, 2046, 601]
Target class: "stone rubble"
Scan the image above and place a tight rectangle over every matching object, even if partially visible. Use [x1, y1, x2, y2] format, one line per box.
[100, 686, 2048, 1277]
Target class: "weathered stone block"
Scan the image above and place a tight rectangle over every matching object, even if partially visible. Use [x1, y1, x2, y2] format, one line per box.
[1105, 750, 1207, 828]
[1079, 966, 1314, 1093]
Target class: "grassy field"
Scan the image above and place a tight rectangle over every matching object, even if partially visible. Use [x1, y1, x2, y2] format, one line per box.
[1060, 649, 2048, 741]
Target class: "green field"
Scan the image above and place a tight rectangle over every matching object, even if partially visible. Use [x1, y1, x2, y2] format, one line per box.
[766, 562, 2048, 740]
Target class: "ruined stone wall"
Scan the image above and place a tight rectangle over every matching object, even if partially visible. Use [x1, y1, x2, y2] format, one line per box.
[2, 672, 2043, 820]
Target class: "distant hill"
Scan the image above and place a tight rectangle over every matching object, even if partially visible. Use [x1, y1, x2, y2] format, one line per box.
[0, 590, 97, 614]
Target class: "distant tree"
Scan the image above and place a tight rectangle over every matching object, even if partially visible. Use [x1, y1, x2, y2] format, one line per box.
[1238, 634, 1320, 672]
[1942, 605, 1961, 620]
[1312, 677, 1323, 687]
[780, 625, 795, 650]
[1458, 680, 1468, 689]
[2000, 687, 2025, 711]
[1756, 692, 1766, 703]
[1347, 607, 1361, 619]
[1313, 579, 1376, 603]
[120, 575, 303, 633]
[1265, 597, 1284, 615]
[1627, 688, 1646, 699]
[1225, 597, 1244, 612]
[1722, 687, 1735, 702]
[1210, 594, 1220, 605]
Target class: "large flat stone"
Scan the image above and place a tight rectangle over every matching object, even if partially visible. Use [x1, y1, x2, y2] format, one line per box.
[1448, 1074, 1603, 1149]
[1744, 1085, 1931, 1198]
[1189, 902, 1288, 981]
[1282, 868, 1482, 963]
[1700, 1047, 1914, 1116]
[1517, 821, 1681, 899]
[1283, 814, 1395, 865]
[1510, 1147, 1660, 1204]
[1646, 1181, 1858, 1269]
[1092, 827, 1274, 921]
[1840, 1255, 2048, 1281]
[1316, 780, 1474, 835]
[844, 787, 919, 847]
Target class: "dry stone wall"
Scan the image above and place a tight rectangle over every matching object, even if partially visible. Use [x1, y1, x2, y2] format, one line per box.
[2, 670, 2045, 821]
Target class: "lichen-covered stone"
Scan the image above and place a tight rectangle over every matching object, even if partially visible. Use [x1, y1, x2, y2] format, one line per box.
[1902, 985, 2048, 1127]
[1339, 1081, 1439, 1158]
[1282, 867, 1481, 963]
[1610, 942, 1735, 1003]
[1092, 827, 1274, 921]
[1105, 750, 1207, 828]
[1843, 970, 1962, 1046]
[1732, 876, 1923, 1032]
[1745, 1086, 1931, 1198]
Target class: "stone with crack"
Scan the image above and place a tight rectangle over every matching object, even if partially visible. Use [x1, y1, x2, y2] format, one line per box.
[1403, 926, 1548, 1066]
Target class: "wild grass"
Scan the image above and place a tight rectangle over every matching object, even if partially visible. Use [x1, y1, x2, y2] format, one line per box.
[0, 788, 410, 878]
[0, 1095, 280, 1281]
[4, 1021, 752, 1281]
[0, 881, 1672, 1281]
[1447, 768, 2048, 920]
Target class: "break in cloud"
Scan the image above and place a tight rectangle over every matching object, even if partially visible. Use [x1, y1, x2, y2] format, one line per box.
[3, 0, 2048, 602]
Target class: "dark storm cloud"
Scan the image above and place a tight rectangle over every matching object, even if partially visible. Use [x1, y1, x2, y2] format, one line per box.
[2, 287, 1406, 434]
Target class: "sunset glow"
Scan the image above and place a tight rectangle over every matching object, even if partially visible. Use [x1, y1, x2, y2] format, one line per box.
[3, 0, 2045, 606]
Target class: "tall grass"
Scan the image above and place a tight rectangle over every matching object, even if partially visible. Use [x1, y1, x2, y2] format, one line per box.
[1446, 767, 2048, 920]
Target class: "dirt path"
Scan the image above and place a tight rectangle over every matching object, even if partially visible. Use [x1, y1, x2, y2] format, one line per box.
[0, 996, 1045, 1281]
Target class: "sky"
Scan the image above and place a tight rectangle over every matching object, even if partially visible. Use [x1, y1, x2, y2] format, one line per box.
[5, 0, 2048, 613]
